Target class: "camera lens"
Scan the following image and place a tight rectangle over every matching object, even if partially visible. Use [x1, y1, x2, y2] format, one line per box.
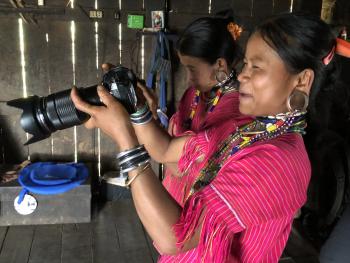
[7, 66, 138, 145]
[45, 89, 90, 129]
[7, 86, 98, 145]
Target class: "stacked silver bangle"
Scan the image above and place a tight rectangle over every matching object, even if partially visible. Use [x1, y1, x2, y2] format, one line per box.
[130, 103, 153, 125]
[116, 145, 151, 174]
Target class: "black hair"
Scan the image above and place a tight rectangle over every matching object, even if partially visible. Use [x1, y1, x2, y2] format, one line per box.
[176, 9, 241, 67]
[257, 15, 350, 244]
[254, 13, 342, 125]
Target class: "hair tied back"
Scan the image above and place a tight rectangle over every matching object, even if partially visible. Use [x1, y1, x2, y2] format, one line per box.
[227, 22, 243, 40]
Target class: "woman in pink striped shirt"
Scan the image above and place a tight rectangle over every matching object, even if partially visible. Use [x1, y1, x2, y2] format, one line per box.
[71, 13, 350, 262]
[161, 12, 251, 204]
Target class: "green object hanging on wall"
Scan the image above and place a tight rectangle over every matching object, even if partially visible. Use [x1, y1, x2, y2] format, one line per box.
[127, 14, 144, 29]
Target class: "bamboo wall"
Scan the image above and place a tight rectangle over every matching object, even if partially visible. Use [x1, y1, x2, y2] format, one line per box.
[0, 0, 322, 174]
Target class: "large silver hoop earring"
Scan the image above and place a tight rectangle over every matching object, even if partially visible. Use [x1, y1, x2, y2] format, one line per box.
[215, 70, 228, 85]
[287, 89, 309, 112]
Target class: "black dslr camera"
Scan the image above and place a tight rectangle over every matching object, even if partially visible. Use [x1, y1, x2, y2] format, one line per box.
[7, 66, 138, 145]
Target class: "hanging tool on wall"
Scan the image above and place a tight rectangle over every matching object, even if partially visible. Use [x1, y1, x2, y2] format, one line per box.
[146, 30, 172, 129]
[145, 0, 173, 180]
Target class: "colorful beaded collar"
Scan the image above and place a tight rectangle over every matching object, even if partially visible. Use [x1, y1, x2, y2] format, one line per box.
[186, 71, 237, 128]
[186, 111, 307, 200]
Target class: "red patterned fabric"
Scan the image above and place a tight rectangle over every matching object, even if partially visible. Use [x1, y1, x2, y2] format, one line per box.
[159, 120, 311, 262]
[169, 86, 245, 135]
[164, 87, 249, 205]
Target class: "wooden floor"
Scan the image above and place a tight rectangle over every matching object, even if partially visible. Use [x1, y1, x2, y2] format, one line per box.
[0, 194, 319, 263]
[0, 199, 159, 263]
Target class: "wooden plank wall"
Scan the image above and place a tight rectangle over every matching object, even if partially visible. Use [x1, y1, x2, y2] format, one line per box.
[0, 0, 322, 173]
[333, 0, 350, 26]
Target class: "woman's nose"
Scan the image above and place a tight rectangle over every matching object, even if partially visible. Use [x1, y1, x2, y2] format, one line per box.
[237, 67, 248, 83]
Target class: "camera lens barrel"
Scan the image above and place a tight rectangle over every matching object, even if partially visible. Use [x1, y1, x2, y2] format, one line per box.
[7, 66, 138, 145]
[47, 89, 88, 130]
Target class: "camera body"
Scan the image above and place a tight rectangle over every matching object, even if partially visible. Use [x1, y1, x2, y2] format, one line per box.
[7, 66, 138, 145]
[101, 66, 138, 114]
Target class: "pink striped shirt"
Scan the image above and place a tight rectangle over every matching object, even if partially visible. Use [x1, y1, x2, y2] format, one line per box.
[159, 121, 311, 262]
[164, 87, 250, 206]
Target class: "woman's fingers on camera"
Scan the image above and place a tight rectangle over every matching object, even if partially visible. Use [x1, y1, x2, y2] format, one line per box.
[135, 84, 146, 105]
[96, 85, 115, 107]
[137, 81, 147, 90]
[101, 63, 116, 73]
[97, 85, 130, 120]
[136, 82, 158, 119]
[71, 87, 96, 116]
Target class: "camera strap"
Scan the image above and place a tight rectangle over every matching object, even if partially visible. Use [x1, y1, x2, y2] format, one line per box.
[146, 31, 172, 128]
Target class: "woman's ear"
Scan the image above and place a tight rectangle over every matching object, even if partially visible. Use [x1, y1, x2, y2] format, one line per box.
[215, 58, 229, 72]
[294, 69, 314, 96]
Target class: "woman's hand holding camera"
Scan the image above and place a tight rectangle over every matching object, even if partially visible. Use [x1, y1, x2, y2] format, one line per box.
[70, 86, 139, 151]
[136, 81, 158, 120]
[102, 63, 159, 119]
[71, 62, 160, 150]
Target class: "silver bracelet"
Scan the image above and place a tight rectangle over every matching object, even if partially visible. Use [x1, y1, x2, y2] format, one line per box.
[119, 158, 151, 174]
[118, 151, 149, 166]
[116, 145, 145, 159]
[130, 103, 150, 118]
[130, 111, 153, 125]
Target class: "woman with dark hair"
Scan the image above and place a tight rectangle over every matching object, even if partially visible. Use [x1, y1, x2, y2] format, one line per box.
[137, 13, 249, 205]
[107, 12, 244, 133]
[71, 13, 350, 262]
[102, 13, 246, 206]
[162, 13, 249, 205]
[167, 13, 245, 135]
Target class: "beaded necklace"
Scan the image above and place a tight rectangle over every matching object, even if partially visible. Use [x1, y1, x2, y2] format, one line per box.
[185, 71, 237, 129]
[186, 111, 307, 200]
